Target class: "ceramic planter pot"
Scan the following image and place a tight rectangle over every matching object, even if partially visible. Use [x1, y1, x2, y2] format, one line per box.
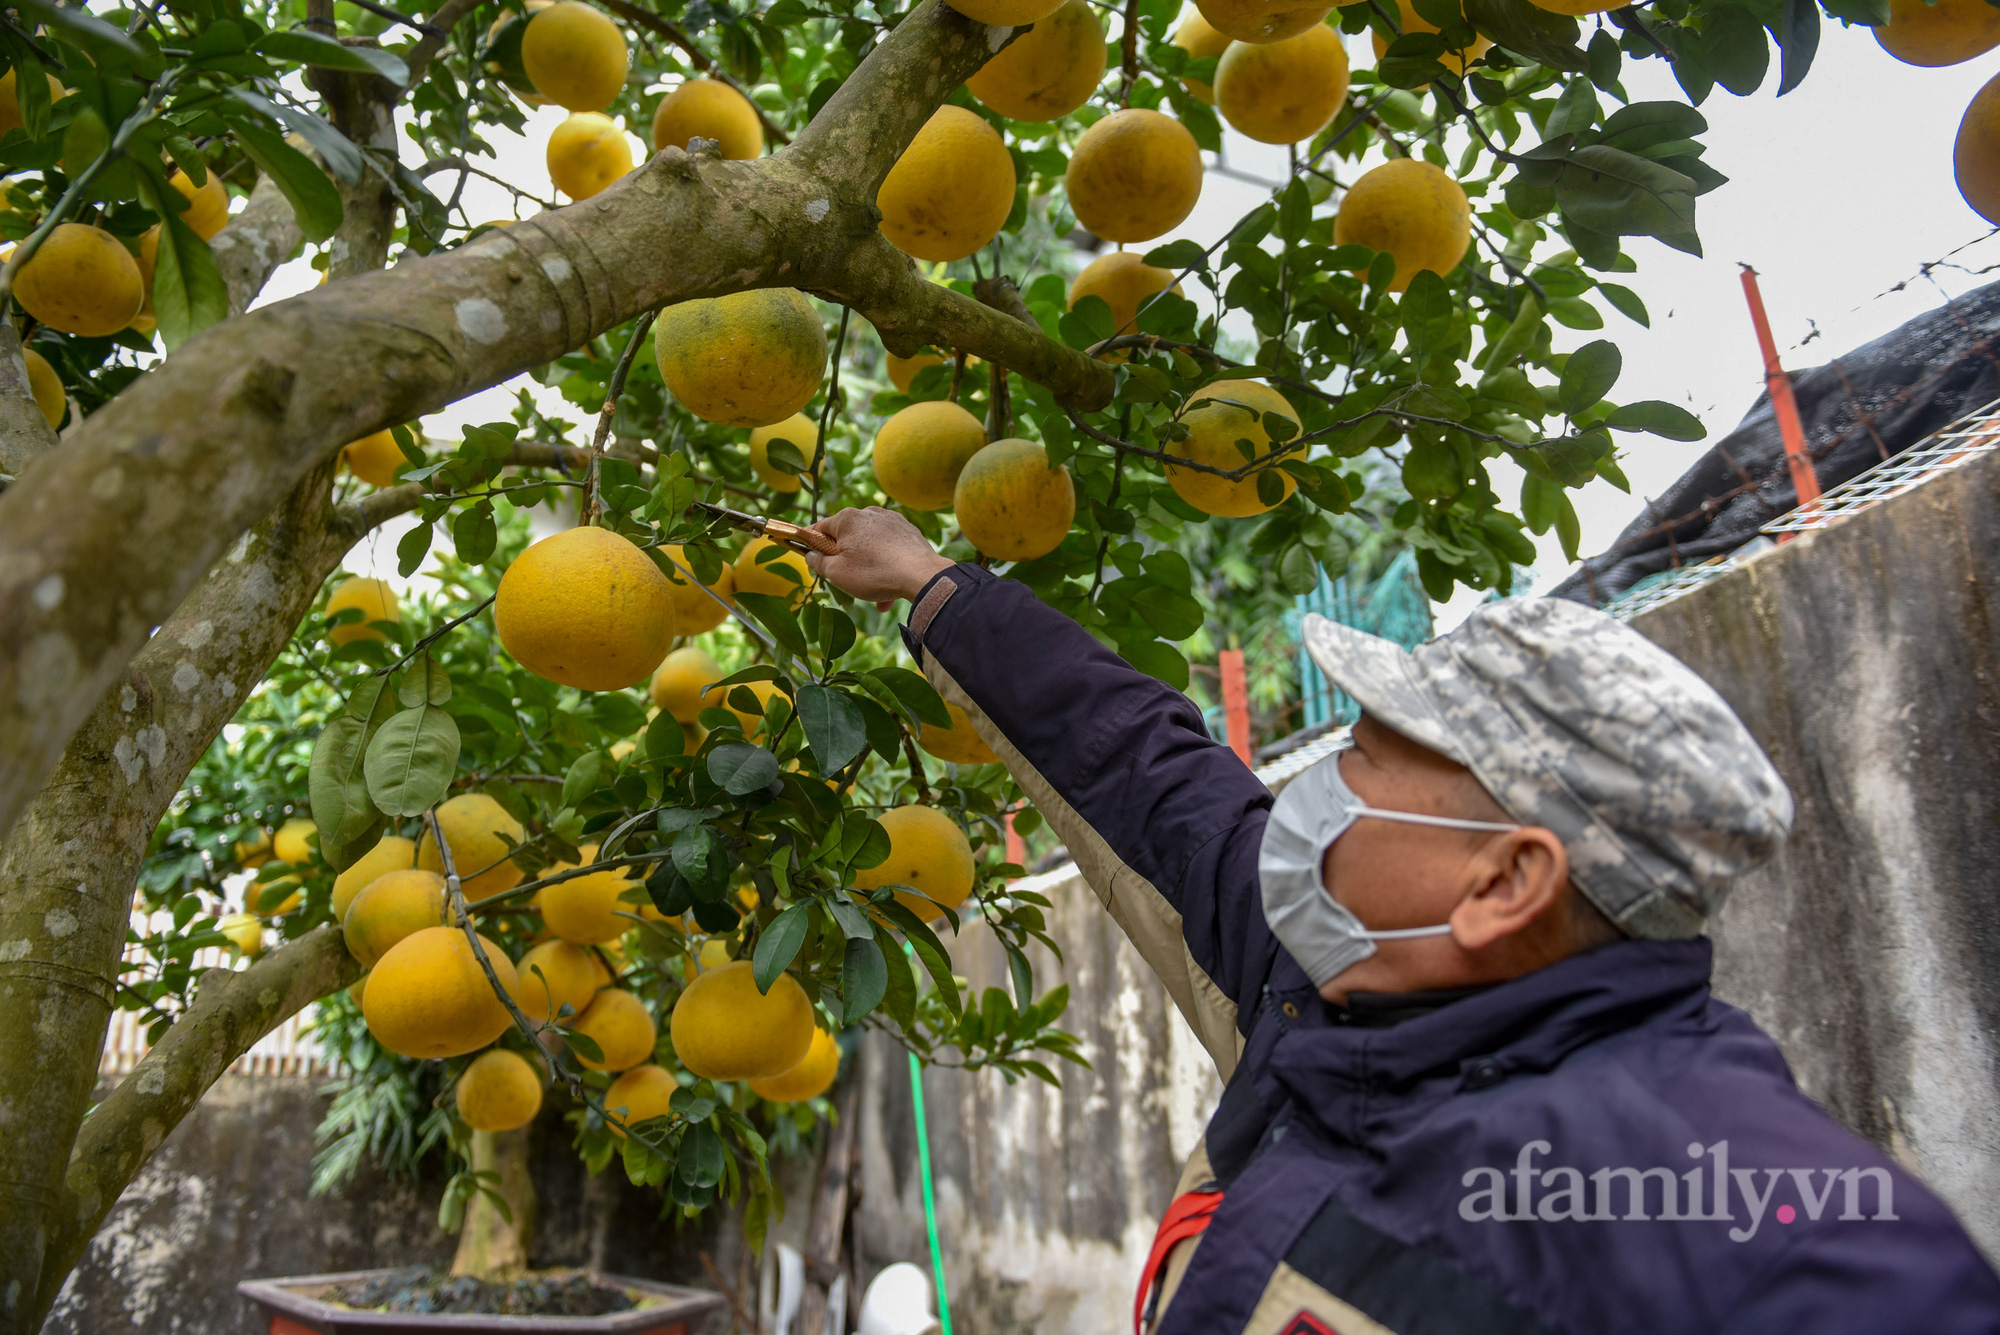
[237, 1268, 727, 1335]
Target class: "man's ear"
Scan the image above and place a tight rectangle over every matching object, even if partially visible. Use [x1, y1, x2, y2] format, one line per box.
[1449, 828, 1570, 951]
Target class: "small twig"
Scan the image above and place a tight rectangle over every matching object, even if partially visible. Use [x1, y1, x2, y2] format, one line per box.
[403, 0, 489, 88]
[899, 725, 933, 805]
[341, 0, 445, 38]
[1118, 0, 1140, 107]
[586, 309, 660, 524]
[812, 306, 852, 525]
[699, 1251, 757, 1333]
[370, 595, 496, 677]
[420, 156, 559, 212]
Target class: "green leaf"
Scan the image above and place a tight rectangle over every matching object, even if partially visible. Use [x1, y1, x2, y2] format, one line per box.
[874, 901, 961, 1016]
[1543, 78, 1599, 141]
[879, 929, 918, 1030]
[732, 591, 811, 661]
[1605, 399, 1705, 440]
[795, 684, 868, 773]
[229, 120, 341, 244]
[1142, 239, 1207, 270]
[707, 742, 779, 795]
[15, 0, 143, 57]
[308, 676, 396, 865]
[1558, 339, 1622, 414]
[1776, 0, 1820, 94]
[230, 88, 366, 184]
[1402, 436, 1461, 501]
[746, 899, 810, 996]
[256, 29, 410, 84]
[1462, 0, 1588, 71]
[865, 666, 953, 728]
[1118, 639, 1189, 690]
[1598, 102, 1708, 155]
[1554, 147, 1699, 249]
[562, 751, 606, 808]
[677, 1122, 726, 1187]
[451, 502, 498, 567]
[1596, 282, 1649, 327]
[826, 895, 875, 941]
[363, 704, 461, 817]
[1276, 543, 1319, 596]
[396, 523, 433, 578]
[840, 936, 888, 1023]
[147, 210, 229, 351]
[643, 709, 686, 760]
[1400, 269, 1454, 364]
[1696, 6, 1769, 97]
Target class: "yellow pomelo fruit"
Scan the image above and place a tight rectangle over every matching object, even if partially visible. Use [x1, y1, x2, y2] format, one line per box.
[21, 347, 60, 429]
[953, 439, 1075, 563]
[733, 536, 813, 606]
[274, 817, 318, 865]
[748, 413, 822, 492]
[884, 348, 979, 393]
[654, 287, 827, 428]
[236, 829, 273, 869]
[1881, 0, 2000, 64]
[1370, 0, 1491, 75]
[1334, 158, 1470, 293]
[496, 526, 676, 691]
[350, 973, 368, 1007]
[521, 1, 628, 111]
[1957, 73, 2000, 223]
[0, 68, 64, 139]
[947, 0, 1063, 22]
[725, 679, 782, 736]
[325, 577, 399, 647]
[1069, 250, 1181, 346]
[547, 111, 633, 200]
[671, 960, 814, 1080]
[603, 1063, 678, 1137]
[749, 1027, 841, 1103]
[1167, 379, 1300, 517]
[651, 647, 727, 724]
[1525, 0, 1627, 12]
[343, 429, 405, 488]
[517, 938, 603, 1023]
[344, 869, 448, 968]
[332, 834, 419, 921]
[651, 78, 763, 158]
[878, 105, 1018, 264]
[919, 701, 999, 765]
[417, 793, 527, 902]
[14, 223, 143, 337]
[541, 843, 640, 945]
[1217, 22, 1349, 145]
[168, 168, 230, 241]
[873, 400, 987, 511]
[968, 0, 1106, 121]
[1172, 14, 1232, 102]
[456, 1048, 544, 1132]
[1065, 109, 1203, 244]
[570, 987, 657, 1071]
[364, 926, 519, 1060]
[219, 912, 263, 956]
[485, 0, 554, 104]
[1197, 0, 1334, 42]
[852, 805, 976, 923]
[653, 546, 734, 635]
[680, 936, 732, 981]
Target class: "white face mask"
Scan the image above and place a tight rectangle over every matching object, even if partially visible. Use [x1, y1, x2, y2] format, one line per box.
[1259, 746, 1520, 989]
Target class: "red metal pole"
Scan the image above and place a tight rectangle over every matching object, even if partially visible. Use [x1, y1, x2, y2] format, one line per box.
[1739, 266, 1821, 527]
[1219, 648, 1252, 767]
[1004, 810, 1025, 878]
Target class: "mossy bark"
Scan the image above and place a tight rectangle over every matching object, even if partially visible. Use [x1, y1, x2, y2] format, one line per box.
[451, 1130, 537, 1284]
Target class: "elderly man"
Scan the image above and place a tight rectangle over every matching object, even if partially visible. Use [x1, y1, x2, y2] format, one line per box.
[805, 505, 2000, 1335]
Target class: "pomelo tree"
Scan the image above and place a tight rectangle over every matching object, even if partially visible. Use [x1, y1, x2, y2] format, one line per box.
[0, 0, 1949, 1323]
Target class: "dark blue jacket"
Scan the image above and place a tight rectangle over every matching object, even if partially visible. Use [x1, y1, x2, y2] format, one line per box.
[903, 563, 2000, 1335]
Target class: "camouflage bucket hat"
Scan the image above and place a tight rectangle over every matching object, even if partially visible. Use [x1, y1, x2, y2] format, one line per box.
[1298, 598, 1794, 939]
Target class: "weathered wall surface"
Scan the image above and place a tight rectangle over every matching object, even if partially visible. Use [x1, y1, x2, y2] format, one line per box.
[1632, 448, 2000, 1257]
[40, 1074, 772, 1335]
[849, 872, 1223, 1335]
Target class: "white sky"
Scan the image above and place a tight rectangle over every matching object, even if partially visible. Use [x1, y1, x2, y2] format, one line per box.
[250, 13, 2000, 620]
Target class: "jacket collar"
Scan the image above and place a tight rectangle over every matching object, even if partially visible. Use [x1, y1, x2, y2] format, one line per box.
[1266, 938, 1716, 1122]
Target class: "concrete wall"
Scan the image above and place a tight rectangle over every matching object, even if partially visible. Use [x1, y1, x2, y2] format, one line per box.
[849, 873, 1222, 1335]
[1631, 447, 2000, 1257]
[41, 1074, 780, 1335]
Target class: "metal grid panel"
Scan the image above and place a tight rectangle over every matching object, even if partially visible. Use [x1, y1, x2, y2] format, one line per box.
[1764, 397, 2000, 535]
[1601, 558, 1743, 622]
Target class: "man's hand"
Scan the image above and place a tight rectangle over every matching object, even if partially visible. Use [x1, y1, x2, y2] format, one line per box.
[804, 507, 956, 603]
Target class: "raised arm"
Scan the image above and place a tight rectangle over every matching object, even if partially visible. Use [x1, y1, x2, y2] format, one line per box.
[807, 507, 1277, 1074]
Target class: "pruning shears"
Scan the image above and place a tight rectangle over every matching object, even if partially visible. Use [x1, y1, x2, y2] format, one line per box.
[686, 500, 838, 557]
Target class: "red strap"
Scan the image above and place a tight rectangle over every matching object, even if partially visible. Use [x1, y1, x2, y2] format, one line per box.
[1133, 1189, 1223, 1335]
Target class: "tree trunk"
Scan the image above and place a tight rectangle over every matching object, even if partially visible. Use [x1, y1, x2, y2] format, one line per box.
[0, 0, 1111, 845]
[452, 1130, 537, 1284]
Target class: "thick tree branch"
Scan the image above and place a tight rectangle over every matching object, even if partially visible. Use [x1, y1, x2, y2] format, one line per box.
[0, 0, 1109, 857]
[36, 926, 361, 1316]
[0, 320, 58, 477]
[210, 171, 307, 316]
[402, 0, 488, 90]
